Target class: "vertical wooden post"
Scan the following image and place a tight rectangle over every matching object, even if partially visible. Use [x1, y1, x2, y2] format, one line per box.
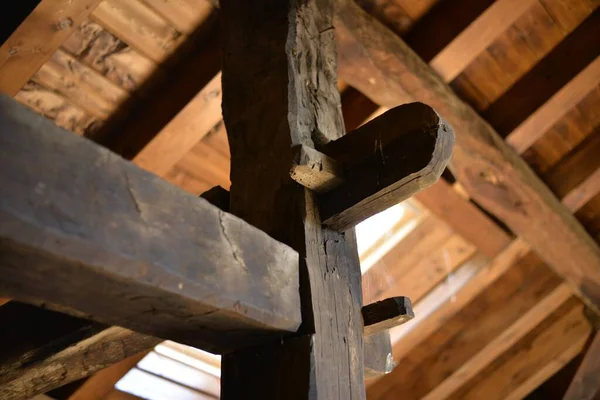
[220, 0, 365, 398]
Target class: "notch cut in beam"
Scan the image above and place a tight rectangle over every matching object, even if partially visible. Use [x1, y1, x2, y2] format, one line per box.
[291, 103, 454, 231]
[0, 95, 300, 354]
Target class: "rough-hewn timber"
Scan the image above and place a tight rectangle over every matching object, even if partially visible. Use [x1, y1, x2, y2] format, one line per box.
[334, 0, 600, 313]
[219, 0, 365, 398]
[0, 95, 300, 354]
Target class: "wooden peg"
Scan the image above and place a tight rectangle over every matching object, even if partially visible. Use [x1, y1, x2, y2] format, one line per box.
[362, 296, 414, 336]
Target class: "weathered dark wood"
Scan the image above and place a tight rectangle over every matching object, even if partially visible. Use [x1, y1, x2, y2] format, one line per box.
[0, 94, 300, 354]
[292, 103, 454, 230]
[0, 303, 160, 400]
[318, 102, 454, 230]
[563, 331, 600, 400]
[219, 0, 365, 398]
[334, 0, 600, 313]
[364, 332, 394, 378]
[362, 297, 414, 336]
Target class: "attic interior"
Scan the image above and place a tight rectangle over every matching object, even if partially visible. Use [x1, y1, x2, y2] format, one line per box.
[0, 0, 599, 399]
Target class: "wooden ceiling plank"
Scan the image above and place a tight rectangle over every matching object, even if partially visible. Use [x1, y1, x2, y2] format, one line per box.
[68, 351, 149, 400]
[140, 0, 215, 35]
[423, 283, 573, 399]
[0, 0, 103, 96]
[91, 0, 185, 63]
[483, 10, 600, 137]
[335, 0, 600, 313]
[32, 49, 128, 120]
[504, 338, 588, 400]
[387, 162, 600, 364]
[133, 72, 222, 176]
[61, 19, 158, 92]
[451, 300, 590, 400]
[429, 0, 537, 82]
[414, 179, 512, 258]
[15, 81, 101, 136]
[507, 56, 600, 154]
[563, 330, 600, 400]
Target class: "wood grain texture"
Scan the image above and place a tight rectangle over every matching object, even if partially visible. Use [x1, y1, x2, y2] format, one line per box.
[68, 352, 149, 400]
[423, 283, 573, 399]
[133, 73, 222, 176]
[0, 0, 103, 96]
[318, 103, 454, 230]
[219, 0, 365, 397]
[62, 19, 157, 92]
[14, 81, 101, 137]
[563, 330, 600, 400]
[362, 297, 414, 336]
[430, 0, 537, 82]
[141, 0, 214, 34]
[507, 56, 600, 154]
[0, 302, 160, 400]
[32, 49, 128, 120]
[448, 300, 591, 400]
[0, 95, 300, 354]
[290, 145, 345, 193]
[334, 0, 600, 312]
[91, 0, 184, 62]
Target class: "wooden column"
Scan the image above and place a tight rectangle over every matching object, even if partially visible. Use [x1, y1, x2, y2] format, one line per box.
[220, 0, 365, 398]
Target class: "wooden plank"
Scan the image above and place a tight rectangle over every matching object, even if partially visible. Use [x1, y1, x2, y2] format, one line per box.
[563, 331, 600, 400]
[414, 179, 511, 258]
[61, 19, 157, 92]
[0, 94, 301, 354]
[563, 169, 600, 213]
[68, 352, 149, 400]
[423, 283, 573, 399]
[506, 56, 600, 154]
[133, 73, 222, 176]
[317, 103, 454, 230]
[448, 300, 591, 400]
[115, 368, 215, 400]
[14, 81, 101, 136]
[362, 297, 414, 336]
[482, 10, 600, 136]
[219, 0, 365, 397]
[91, 0, 184, 63]
[32, 49, 128, 120]
[334, 0, 600, 312]
[0, 0, 103, 96]
[429, 0, 537, 82]
[0, 302, 160, 400]
[141, 0, 214, 34]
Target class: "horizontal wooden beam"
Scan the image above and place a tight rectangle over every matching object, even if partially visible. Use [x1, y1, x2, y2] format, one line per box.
[0, 0, 103, 96]
[563, 330, 600, 400]
[334, 0, 600, 312]
[290, 103, 454, 230]
[362, 297, 414, 336]
[0, 95, 300, 354]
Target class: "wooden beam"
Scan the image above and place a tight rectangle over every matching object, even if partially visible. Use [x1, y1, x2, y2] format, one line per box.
[0, 94, 300, 354]
[0, 302, 160, 400]
[506, 56, 600, 154]
[563, 330, 600, 400]
[388, 161, 600, 363]
[429, 0, 536, 82]
[318, 103, 454, 230]
[67, 352, 149, 400]
[0, 0, 103, 96]
[362, 297, 414, 336]
[219, 0, 365, 397]
[423, 283, 573, 399]
[334, 0, 600, 312]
